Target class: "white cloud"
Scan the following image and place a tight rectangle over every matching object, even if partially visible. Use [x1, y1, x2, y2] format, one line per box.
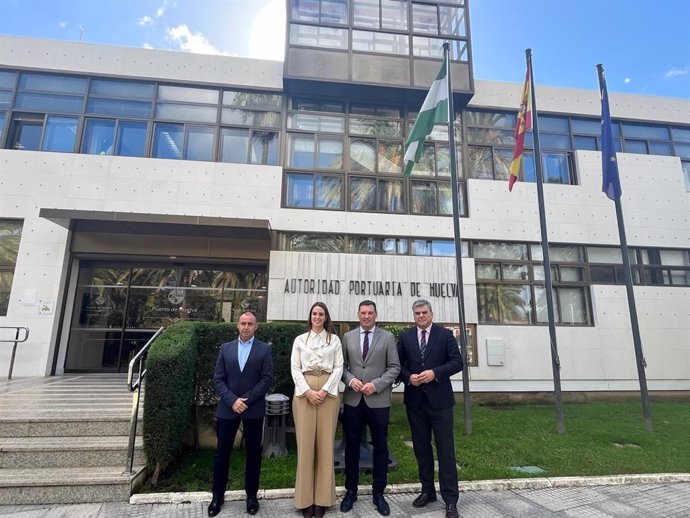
[665, 66, 690, 79]
[249, 0, 285, 61]
[156, 0, 174, 18]
[143, 43, 154, 49]
[137, 15, 154, 27]
[166, 24, 227, 55]
[58, 21, 67, 28]
[623, 77, 631, 84]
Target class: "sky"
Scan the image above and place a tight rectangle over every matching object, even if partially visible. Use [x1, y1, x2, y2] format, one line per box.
[0, 0, 688, 99]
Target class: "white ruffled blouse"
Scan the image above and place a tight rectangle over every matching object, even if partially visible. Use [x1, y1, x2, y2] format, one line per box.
[290, 329, 343, 397]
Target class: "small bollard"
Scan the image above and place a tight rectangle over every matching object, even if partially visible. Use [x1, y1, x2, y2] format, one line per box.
[263, 393, 290, 458]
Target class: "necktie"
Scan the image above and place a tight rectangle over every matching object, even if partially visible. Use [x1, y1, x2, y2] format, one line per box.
[420, 329, 427, 358]
[362, 330, 370, 361]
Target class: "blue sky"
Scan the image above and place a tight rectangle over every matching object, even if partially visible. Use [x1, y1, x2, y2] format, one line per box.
[0, 0, 688, 98]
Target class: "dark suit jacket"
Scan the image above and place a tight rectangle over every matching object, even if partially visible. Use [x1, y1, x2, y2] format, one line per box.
[397, 323, 463, 410]
[213, 338, 274, 420]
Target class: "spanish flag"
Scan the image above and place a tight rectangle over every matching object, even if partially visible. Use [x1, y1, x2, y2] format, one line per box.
[509, 65, 533, 191]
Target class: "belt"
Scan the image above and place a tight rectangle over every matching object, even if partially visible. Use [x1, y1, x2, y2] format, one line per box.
[304, 369, 330, 376]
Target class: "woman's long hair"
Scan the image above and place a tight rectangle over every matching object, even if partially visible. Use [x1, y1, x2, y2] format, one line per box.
[306, 301, 336, 342]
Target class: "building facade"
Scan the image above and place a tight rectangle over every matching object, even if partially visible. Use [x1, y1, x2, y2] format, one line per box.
[0, 1, 688, 393]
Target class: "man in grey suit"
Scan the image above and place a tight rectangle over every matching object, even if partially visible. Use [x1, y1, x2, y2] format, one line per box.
[340, 300, 400, 516]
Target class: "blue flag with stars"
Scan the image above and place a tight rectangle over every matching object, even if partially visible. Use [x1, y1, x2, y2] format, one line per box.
[600, 75, 622, 201]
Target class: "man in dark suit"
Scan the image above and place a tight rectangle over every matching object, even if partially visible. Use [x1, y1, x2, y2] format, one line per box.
[397, 299, 463, 518]
[208, 311, 273, 517]
[340, 300, 400, 516]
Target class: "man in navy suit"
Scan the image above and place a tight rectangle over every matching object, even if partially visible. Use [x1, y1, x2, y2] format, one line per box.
[397, 299, 463, 518]
[208, 311, 273, 517]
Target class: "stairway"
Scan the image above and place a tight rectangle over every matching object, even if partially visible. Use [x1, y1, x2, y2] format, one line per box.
[0, 374, 147, 504]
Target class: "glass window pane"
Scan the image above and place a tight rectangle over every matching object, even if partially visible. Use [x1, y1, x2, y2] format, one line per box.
[82, 119, 115, 155]
[535, 286, 558, 323]
[378, 141, 403, 173]
[0, 221, 22, 265]
[158, 85, 218, 104]
[15, 92, 83, 113]
[314, 176, 342, 208]
[411, 181, 437, 214]
[558, 287, 588, 324]
[476, 264, 499, 280]
[659, 249, 689, 266]
[413, 3, 438, 33]
[222, 108, 280, 127]
[354, 0, 380, 28]
[288, 134, 315, 168]
[156, 103, 217, 123]
[467, 127, 515, 145]
[621, 123, 670, 140]
[466, 110, 515, 129]
[538, 116, 569, 133]
[649, 141, 673, 156]
[468, 146, 494, 179]
[560, 266, 584, 282]
[321, 0, 348, 24]
[542, 152, 570, 184]
[223, 90, 281, 109]
[350, 139, 377, 172]
[493, 148, 512, 181]
[477, 285, 499, 323]
[549, 245, 584, 262]
[438, 182, 452, 215]
[574, 136, 598, 150]
[540, 133, 571, 150]
[413, 36, 466, 60]
[411, 143, 435, 176]
[289, 24, 348, 49]
[0, 70, 17, 89]
[0, 271, 13, 316]
[116, 121, 147, 157]
[502, 264, 529, 281]
[499, 285, 532, 324]
[42, 116, 77, 152]
[533, 265, 557, 282]
[411, 239, 431, 256]
[682, 161, 690, 191]
[185, 126, 214, 161]
[571, 119, 601, 135]
[590, 266, 616, 283]
[86, 98, 152, 117]
[352, 30, 409, 55]
[286, 173, 314, 208]
[350, 117, 401, 136]
[0, 112, 5, 142]
[350, 177, 376, 211]
[19, 73, 86, 94]
[474, 242, 528, 260]
[249, 131, 278, 165]
[671, 127, 690, 142]
[289, 113, 344, 132]
[378, 179, 404, 212]
[291, 0, 319, 22]
[285, 233, 344, 252]
[382, 0, 408, 30]
[221, 128, 249, 163]
[90, 79, 154, 99]
[0, 92, 12, 109]
[623, 139, 648, 154]
[431, 240, 455, 256]
[318, 137, 343, 169]
[153, 123, 184, 159]
[675, 143, 690, 159]
[439, 6, 466, 37]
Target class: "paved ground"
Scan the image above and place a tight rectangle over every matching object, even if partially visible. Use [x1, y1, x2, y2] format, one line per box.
[1, 481, 690, 518]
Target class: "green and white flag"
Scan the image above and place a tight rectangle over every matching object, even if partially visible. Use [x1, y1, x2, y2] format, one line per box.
[403, 60, 449, 176]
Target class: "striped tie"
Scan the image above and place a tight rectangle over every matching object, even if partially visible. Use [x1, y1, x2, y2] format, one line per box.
[420, 329, 427, 358]
[362, 330, 370, 361]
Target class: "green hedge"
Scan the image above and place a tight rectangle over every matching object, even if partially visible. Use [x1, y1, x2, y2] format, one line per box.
[142, 323, 197, 486]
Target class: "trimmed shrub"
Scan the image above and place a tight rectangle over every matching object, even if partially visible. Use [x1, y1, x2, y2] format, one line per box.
[142, 323, 197, 486]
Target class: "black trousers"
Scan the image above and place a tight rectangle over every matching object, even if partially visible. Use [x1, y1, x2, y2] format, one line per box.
[343, 398, 390, 494]
[406, 397, 458, 505]
[211, 416, 264, 498]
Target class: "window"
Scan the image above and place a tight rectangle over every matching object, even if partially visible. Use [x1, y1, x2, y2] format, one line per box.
[352, 30, 409, 55]
[350, 177, 404, 212]
[0, 220, 22, 316]
[353, 0, 408, 30]
[152, 123, 214, 161]
[291, 0, 348, 25]
[289, 24, 348, 49]
[286, 173, 342, 209]
[412, 2, 466, 37]
[283, 233, 345, 252]
[474, 242, 591, 325]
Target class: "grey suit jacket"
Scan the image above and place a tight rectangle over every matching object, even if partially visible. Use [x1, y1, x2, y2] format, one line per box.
[342, 326, 400, 409]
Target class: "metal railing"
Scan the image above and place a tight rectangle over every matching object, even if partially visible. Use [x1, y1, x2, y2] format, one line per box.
[123, 326, 165, 475]
[1, 326, 29, 380]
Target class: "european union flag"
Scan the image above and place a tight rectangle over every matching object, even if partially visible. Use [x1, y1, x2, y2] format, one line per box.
[600, 74, 622, 201]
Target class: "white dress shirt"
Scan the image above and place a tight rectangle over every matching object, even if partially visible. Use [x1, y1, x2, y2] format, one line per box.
[291, 329, 344, 397]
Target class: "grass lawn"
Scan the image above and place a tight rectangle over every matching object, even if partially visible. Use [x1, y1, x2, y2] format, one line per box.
[142, 401, 690, 493]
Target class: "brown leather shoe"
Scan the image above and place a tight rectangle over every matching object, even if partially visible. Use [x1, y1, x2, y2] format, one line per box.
[445, 503, 459, 518]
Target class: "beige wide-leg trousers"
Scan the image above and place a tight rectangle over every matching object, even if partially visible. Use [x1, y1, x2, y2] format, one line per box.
[293, 373, 340, 509]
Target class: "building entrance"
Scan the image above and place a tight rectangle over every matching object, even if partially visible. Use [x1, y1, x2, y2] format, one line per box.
[64, 260, 267, 372]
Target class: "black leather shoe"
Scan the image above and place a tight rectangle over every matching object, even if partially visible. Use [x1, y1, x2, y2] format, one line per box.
[207, 495, 224, 517]
[412, 492, 437, 508]
[246, 495, 259, 515]
[373, 493, 390, 516]
[301, 505, 315, 518]
[445, 503, 459, 518]
[340, 490, 357, 512]
[313, 505, 326, 517]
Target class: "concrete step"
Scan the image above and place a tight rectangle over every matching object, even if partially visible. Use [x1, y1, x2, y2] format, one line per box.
[0, 436, 145, 468]
[0, 416, 142, 438]
[0, 466, 147, 504]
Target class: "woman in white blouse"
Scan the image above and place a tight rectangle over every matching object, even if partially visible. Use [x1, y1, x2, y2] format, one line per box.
[291, 302, 344, 518]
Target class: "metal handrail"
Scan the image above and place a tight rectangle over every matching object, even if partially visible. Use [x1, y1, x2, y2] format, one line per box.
[1, 326, 29, 380]
[123, 326, 165, 475]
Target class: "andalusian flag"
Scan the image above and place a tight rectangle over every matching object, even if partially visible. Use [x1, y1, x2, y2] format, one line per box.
[509, 64, 533, 191]
[404, 60, 449, 176]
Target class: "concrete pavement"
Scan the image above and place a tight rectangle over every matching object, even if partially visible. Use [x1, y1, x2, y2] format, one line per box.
[1, 474, 689, 518]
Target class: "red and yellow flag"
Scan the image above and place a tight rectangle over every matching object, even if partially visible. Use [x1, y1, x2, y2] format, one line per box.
[509, 65, 533, 191]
